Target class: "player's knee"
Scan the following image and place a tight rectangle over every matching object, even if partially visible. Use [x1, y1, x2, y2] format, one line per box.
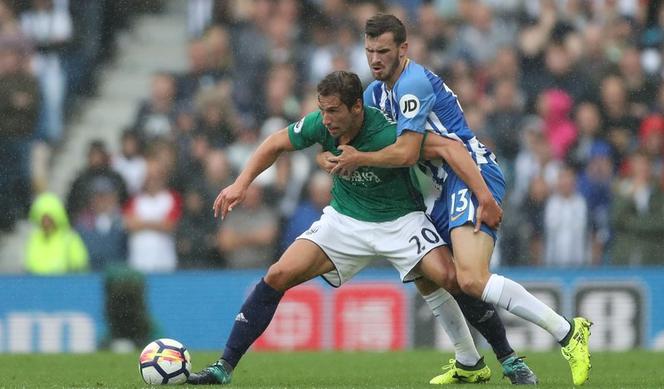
[432, 261, 456, 291]
[442, 270, 460, 294]
[431, 267, 459, 293]
[264, 264, 292, 292]
[456, 268, 483, 298]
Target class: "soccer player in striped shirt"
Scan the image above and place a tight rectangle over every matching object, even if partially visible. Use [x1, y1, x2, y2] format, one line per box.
[327, 14, 592, 386]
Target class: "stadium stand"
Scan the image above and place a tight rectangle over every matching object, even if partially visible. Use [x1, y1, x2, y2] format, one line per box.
[0, 0, 186, 271]
[2, 0, 664, 272]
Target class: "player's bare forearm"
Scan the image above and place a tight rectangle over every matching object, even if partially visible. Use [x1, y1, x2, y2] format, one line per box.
[344, 131, 422, 167]
[235, 129, 294, 188]
[354, 146, 410, 167]
[422, 135, 492, 202]
[213, 129, 294, 218]
[422, 134, 502, 230]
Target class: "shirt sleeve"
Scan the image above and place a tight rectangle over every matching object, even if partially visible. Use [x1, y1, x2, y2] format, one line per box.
[287, 111, 324, 150]
[394, 71, 436, 137]
[363, 81, 379, 107]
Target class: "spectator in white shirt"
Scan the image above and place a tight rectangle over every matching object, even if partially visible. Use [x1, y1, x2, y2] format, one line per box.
[544, 165, 589, 267]
[124, 157, 181, 273]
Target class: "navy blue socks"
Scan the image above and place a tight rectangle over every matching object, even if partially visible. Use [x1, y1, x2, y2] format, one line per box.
[220, 280, 514, 367]
[453, 292, 514, 360]
[222, 278, 284, 368]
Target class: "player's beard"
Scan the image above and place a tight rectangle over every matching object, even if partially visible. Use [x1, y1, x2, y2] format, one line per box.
[373, 56, 401, 82]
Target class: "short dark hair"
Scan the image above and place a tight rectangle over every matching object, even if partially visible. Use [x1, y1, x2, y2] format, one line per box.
[317, 71, 363, 109]
[365, 13, 406, 44]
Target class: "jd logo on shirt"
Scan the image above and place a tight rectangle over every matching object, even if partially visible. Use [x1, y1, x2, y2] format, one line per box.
[399, 94, 420, 118]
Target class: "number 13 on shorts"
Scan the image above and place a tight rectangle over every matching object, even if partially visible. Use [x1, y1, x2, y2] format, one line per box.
[449, 188, 473, 225]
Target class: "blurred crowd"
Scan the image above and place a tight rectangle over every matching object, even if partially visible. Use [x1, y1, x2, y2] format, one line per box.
[0, 0, 161, 232]
[8, 0, 664, 275]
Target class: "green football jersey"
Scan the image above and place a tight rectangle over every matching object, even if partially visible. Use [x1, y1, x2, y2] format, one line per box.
[288, 106, 425, 222]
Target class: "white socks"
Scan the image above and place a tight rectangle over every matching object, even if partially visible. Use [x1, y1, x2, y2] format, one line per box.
[482, 274, 571, 341]
[423, 288, 481, 366]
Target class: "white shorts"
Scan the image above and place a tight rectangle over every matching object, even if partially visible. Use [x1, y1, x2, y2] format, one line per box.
[296, 206, 447, 287]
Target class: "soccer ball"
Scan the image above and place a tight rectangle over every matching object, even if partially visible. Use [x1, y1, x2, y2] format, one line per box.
[139, 338, 191, 385]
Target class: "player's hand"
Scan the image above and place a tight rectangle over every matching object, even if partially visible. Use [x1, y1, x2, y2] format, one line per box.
[475, 195, 502, 232]
[316, 151, 337, 174]
[213, 182, 247, 219]
[329, 145, 360, 176]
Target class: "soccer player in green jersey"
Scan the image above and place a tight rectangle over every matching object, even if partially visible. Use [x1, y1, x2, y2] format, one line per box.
[188, 70, 490, 385]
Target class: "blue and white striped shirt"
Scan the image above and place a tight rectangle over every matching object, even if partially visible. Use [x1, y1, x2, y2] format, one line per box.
[364, 59, 497, 188]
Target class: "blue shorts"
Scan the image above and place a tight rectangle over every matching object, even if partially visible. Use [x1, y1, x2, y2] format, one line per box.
[429, 161, 505, 246]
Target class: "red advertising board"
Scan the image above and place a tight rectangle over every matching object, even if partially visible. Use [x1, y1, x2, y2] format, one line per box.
[254, 285, 323, 350]
[333, 283, 406, 350]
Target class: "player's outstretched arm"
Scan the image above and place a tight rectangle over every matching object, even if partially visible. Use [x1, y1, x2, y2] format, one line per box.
[213, 128, 295, 219]
[422, 135, 502, 230]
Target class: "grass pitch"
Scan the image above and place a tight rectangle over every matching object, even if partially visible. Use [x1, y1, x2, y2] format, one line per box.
[0, 350, 661, 388]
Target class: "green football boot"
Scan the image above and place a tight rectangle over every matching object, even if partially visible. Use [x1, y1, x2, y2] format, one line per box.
[561, 317, 593, 386]
[429, 357, 491, 384]
[501, 355, 538, 384]
[187, 359, 232, 385]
